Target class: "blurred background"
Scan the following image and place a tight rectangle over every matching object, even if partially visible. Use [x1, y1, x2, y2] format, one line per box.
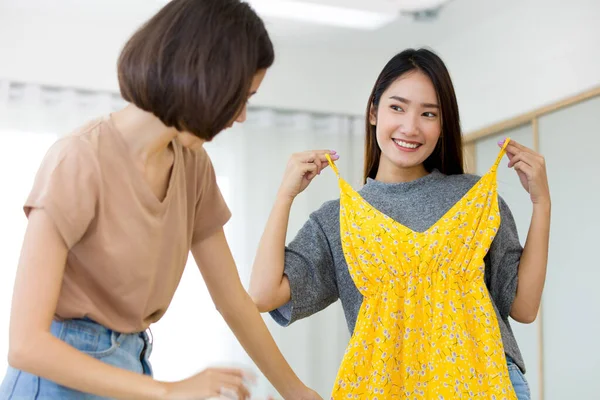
[0, 0, 598, 399]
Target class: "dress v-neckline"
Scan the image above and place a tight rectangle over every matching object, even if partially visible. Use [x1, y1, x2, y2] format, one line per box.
[326, 138, 510, 236]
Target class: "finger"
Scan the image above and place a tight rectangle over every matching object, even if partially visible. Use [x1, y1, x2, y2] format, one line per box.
[212, 367, 256, 390]
[300, 162, 319, 174]
[499, 138, 525, 150]
[504, 141, 538, 157]
[316, 152, 339, 174]
[212, 367, 248, 380]
[304, 163, 319, 181]
[314, 157, 334, 175]
[218, 374, 251, 400]
[507, 151, 540, 169]
[512, 160, 533, 177]
[503, 143, 533, 163]
[297, 153, 320, 174]
[506, 151, 525, 168]
[302, 157, 333, 176]
[297, 150, 338, 163]
[312, 158, 324, 175]
[297, 151, 325, 162]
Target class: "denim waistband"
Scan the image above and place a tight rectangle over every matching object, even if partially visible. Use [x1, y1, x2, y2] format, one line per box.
[59, 317, 153, 344]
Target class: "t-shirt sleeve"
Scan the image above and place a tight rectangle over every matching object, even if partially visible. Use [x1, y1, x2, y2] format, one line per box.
[485, 195, 523, 319]
[269, 210, 339, 327]
[192, 150, 231, 243]
[24, 137, 99, 249]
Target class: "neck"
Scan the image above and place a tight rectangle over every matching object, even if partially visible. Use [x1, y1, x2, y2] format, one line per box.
[110, 104, 178, 164]
[374, 159, 429, 183]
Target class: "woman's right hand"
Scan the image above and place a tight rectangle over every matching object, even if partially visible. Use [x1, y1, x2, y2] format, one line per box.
[164, 367, 253, 399]
[277, 150, 339, 200]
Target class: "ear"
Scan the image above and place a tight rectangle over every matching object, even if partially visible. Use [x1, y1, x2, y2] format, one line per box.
[369, 104, 377, 126]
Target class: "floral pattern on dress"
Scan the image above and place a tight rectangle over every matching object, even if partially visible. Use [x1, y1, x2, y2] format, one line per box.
[326, 140, 517, 400]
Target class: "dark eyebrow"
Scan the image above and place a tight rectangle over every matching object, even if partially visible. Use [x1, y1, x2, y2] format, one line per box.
[389, 95, 439, 109]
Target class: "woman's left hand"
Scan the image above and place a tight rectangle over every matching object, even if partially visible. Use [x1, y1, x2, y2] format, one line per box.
[499, 139, 550, 205]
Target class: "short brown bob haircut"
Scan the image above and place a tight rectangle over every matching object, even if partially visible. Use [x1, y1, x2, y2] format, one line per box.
[117, 0, 274, 140]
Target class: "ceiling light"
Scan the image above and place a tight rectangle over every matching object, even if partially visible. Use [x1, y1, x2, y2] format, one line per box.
[393, 0, 452, 12]
[158, 0, 452, 30]
[246, 0, 398, 30]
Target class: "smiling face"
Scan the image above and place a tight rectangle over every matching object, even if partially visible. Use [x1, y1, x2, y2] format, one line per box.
[370, 69, 442, 180]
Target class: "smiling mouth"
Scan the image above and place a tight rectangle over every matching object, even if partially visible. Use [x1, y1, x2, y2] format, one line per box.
[392, 139, 422, 149]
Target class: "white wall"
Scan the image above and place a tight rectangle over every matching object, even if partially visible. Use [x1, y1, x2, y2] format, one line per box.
[538, 96, 600, 400]
[1, 0, 598, 131]
[437, 0, 600, 133]
[0, 1, 384, 117]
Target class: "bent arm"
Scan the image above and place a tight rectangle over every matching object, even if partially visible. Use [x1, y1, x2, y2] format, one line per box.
[510, 203, 550, 323]
[191, 228, 308, 399]
[8, 209, 168, 400]
[248, 194, 294, 311]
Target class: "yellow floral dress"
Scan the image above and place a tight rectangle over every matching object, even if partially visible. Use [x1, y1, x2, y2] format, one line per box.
[325, 139, 517, 399]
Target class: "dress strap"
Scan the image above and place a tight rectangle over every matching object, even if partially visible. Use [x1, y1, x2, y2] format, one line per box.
[492, 137, 511, 170]
[325, 153, 340, 177]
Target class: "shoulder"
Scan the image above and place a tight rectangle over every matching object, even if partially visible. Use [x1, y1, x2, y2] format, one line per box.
[443, 173, 514, 218]
[180, 144, 214, 176]
[316, 198, 340, 213]
[441, 172, 482, 189]
[41, 119, 104, 172]
[310, 198, 340, 222]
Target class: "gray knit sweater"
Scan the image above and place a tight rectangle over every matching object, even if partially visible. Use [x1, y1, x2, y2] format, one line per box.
[269, 169, 526, 372]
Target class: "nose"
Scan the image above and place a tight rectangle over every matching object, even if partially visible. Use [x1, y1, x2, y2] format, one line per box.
[400, 111, 419, 136]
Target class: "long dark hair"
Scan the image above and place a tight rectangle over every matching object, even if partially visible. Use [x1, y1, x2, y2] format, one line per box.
[363, 48, 463, 183]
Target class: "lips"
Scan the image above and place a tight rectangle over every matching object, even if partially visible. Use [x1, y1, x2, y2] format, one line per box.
[392, 138, 422, 150]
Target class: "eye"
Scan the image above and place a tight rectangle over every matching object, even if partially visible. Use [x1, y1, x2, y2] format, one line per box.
[423, 112, 437, 118]
[391, 105, 404, 112]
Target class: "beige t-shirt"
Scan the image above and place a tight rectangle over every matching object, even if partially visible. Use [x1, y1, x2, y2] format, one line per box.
[25, 116, 231, 333]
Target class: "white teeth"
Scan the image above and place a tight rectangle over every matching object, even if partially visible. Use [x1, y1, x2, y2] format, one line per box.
[393, 139, 420, 149]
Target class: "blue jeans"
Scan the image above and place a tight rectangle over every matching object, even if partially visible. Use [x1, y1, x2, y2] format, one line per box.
[0, 318, 153, 399]
[507, 356, 531, 400]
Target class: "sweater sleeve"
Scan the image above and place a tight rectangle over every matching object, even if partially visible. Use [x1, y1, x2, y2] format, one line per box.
[269, 208, 339, 326]
[484, 195, 523, 319]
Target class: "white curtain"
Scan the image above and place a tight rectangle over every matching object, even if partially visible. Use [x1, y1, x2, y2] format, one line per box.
[0, 81, 365, 398]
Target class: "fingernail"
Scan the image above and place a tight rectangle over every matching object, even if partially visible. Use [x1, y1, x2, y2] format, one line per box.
[330, 150, 337, 154]
[497, 139, 505, 145]
[332, 154, 340, 159]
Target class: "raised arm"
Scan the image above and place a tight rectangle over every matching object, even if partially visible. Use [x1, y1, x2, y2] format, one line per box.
[503, 139, 551, 323]
[248, 150, 337, 313]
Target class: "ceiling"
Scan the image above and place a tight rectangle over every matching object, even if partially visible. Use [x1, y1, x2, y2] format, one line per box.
[1, 0, 520, 52]
[263, 0, 518, 51]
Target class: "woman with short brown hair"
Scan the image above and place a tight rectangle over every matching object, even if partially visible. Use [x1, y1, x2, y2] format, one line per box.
[0, 1, 321, 399]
